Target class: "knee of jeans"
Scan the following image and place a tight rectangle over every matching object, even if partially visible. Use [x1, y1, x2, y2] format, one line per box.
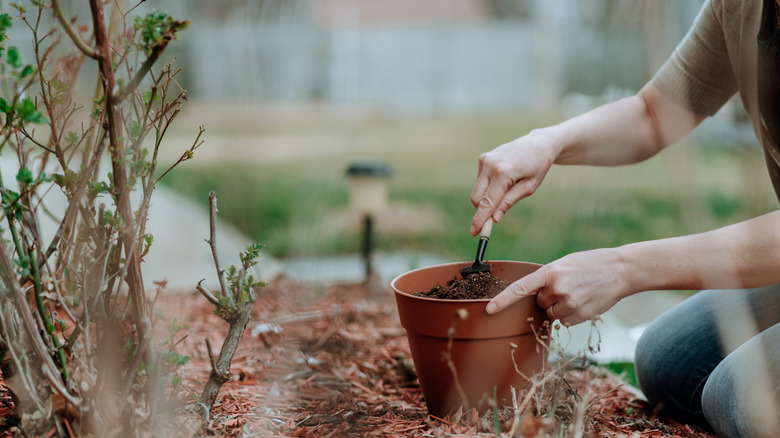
[633, 291, 718, 396]
[703, 327, 780, 438]
[633, 322, 665, 401]
[702, 363, 740, 437]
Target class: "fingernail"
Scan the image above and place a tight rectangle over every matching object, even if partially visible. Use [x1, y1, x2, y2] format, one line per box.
[486, 302, 497, 314]
[494, 210, 504, 222]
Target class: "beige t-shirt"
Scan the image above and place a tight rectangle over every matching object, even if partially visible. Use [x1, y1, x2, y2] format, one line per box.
[652, 0, 780, 200]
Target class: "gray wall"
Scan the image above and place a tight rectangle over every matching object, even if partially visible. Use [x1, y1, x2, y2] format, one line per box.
[184, 22, 537, 111]
[171, 0, 704, 112]
[5, 0, 705, 113]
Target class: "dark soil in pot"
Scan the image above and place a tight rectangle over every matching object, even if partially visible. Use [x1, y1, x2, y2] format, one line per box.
[413, 271, 511, 300]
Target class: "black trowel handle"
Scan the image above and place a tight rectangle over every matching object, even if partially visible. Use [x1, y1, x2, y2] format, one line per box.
[474, 218, 494, 263]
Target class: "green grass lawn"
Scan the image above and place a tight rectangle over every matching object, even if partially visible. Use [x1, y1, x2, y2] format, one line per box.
[159, 106, 777, 265]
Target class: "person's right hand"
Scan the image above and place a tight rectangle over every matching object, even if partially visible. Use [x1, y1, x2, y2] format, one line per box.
[486, 247, 630, 326]
[470, 130, 558, 235]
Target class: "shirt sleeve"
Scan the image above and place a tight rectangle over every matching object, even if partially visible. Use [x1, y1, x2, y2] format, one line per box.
[652, 0, 738, 116]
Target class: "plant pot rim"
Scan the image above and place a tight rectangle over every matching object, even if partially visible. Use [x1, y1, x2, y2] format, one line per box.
[391, 260, 547, 339]
[391, 260, 542, 302]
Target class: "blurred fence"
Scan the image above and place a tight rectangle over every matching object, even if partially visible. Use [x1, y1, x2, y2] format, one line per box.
[185, 23, 537, 111]
[168, 0, 704, 112]
[5, 0, 704, 112]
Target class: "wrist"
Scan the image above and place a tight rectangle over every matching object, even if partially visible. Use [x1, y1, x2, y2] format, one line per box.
[535, 119, 580, 165]
[616, 243, 652, 298]
[528, 126, 567, 164]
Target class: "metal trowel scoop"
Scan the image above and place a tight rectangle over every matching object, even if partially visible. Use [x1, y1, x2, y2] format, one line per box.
[460, 218, 494, 278]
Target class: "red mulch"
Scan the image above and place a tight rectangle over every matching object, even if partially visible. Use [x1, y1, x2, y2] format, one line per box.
[0, 278, 715, 437]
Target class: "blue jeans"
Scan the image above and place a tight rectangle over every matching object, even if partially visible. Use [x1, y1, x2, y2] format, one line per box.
[634, 287, 780, 438]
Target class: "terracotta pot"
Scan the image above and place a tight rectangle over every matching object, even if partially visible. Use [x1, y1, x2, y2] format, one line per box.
[391, 261, 549, 418]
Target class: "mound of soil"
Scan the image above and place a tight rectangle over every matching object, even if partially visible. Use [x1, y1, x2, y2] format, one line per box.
[414, 270, 511, 300]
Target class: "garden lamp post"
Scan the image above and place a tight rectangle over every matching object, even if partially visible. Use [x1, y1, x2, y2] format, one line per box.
[345, 162, 393, 281]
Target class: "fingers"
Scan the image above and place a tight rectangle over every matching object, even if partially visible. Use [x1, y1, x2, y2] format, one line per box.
[486, 267, 577, 326]
[469, 165, 492, 236]
[470, 157, 488, 209]
[549, 303, 560, 319]
[486, 269, 547, 314]
[470, 206, 494, 236]
[470, 177, 539, 236]
[546, 301, 571, 324]
[470, 146, 548, 235]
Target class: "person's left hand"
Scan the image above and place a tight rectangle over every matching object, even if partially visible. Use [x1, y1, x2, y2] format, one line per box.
[486, 247, 630, 326]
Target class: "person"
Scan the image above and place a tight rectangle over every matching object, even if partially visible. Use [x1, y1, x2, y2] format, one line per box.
[469, 0, 780, 436]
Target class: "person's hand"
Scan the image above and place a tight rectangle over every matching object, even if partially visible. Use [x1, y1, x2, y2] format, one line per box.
[470, 131, 557, 236]
[486, 247, 630, 326]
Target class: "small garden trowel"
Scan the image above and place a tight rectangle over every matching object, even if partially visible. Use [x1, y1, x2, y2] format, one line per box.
[461, 218, 493, 278]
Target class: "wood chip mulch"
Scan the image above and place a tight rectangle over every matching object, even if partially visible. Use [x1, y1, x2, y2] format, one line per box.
[159, 278, 715, 437]
[1, 278, 716, 437]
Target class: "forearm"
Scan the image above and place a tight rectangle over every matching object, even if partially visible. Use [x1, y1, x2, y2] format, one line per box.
[621, 210, 780, 295]
[546, 83, 705, 166]
[469, 83, 705, 234]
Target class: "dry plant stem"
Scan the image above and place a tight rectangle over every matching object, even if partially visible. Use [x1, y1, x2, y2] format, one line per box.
[38, 59, 109, 268]
[154, 125, 204, 184]
[511, 386, 520, 437]
[197, 192, 259, 412]
[27, 244, 68, 382]
[584, 383, 623, 413]
[206, 191, 231, 300]
[118, 26, 184, 102]
[1, 179, 67, 384]
[198, 282, 256, 411]
[443, 312, 469, 412]
[30, 6, 82, 173]
[8, 278, 79, 408]
[205, 337, 218, 374]
[134, 69, 188, 262]
[506, 370, 559, 438]
[89, 0, 153, 359]
[52, 0, 96, 59]
[196, 279, 219, 306]
[0, 302, 46, 414]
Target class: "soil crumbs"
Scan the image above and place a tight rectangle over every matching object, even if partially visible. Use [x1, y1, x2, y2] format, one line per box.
[415, 271, 511, 300]
[0, 278, 714, 437]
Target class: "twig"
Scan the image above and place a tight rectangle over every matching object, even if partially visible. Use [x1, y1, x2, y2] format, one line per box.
[121, 339, 148, 403]
[206, 191, 230, 299]
[509, 343, 532, 381]
[172, 334, 188, 348]
[189, 402, 210, 423]
[7, 274, 81, 408]
[117, 18, 189, 101]
[510, 386, 520, 438]
[154, 122, 204, 184]
[89, 0, 154, 366]
[196, 279, 219, 306]
[51, 0, 96, 58]
[28, 244, 68, 382]
[584, 383, 624, 413]
[205, 337, 218, 375]
[123, 0, 147, 18]
[197, 191, 260, 414]
[511, 370, 559, 433]
[442, 309, 469, 412]
[0, 307, 46, 414]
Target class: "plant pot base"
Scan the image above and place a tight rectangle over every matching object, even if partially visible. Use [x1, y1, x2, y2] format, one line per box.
[406, 326, 545, 417]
